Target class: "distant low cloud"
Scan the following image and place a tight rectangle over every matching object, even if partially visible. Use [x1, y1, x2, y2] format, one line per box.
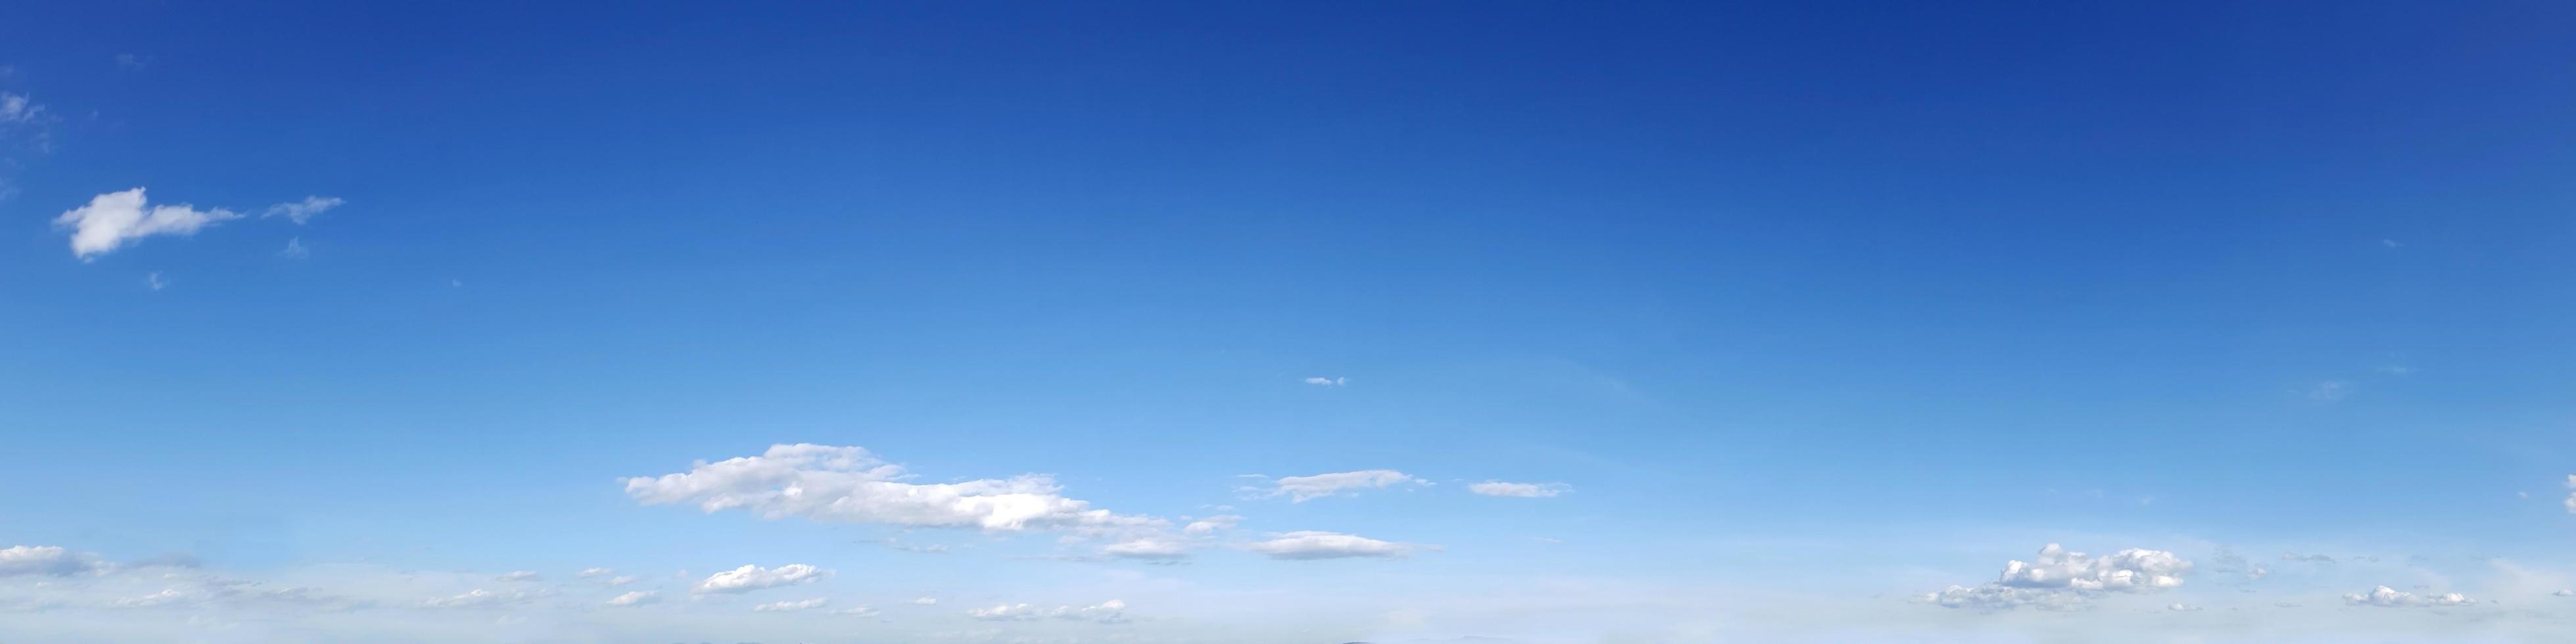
[1302, 377, 1347, 386]
[422, 588, 544, 609]
[280, 237, 308, 258]
[967, 599, 1127, 624]
[913, 597, 938, 605]
[0, 545, 102, 577]
[1100, 537, 1190, 561]
[1925, 543, 2191, 610]
[494, 570, 540, 582]
[2561, 475, 2576, 515]
[752, 597, 829, 612]
[604, 590, 658, 607]
[693, 563, 829, 594]
[1242, 531, 1431, 560]
[1252, 469, 1427, 503]
[575, 568, 614, 579]
[1468, 481, 1570, 498]
[2344, 585, 2473, 607]
[1183, 515, 1241, 535]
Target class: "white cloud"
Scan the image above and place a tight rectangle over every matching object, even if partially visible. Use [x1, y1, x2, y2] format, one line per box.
[1925, 543, 2191, 610]
[605, 575, 642, 587]
[2165, 603, 2200, 612]
[1468, 481, 1570, 498]
[753, 597, 830, 612]
[914, 596, 938, 605]
[145, 271, 167, 290]
[260, 196, 343, 224]
[1255, 469, 1427, 502]
[625, 444, 1164, 534]
[2557, 589, 2573, 597]
[832, 605, 881, 616]
[692, 563, 829, 594]
[0, 545, 102, 577]
[2344, 585, 2473, 607]
[495, 570, 540, 582]
[54, 189, 242, 260]
[1100, 537, 1190, 561]
[0, 93, 40, 124]
[967, 600, 1127, 624]
[281, 237, 308, 258]
[1183, 515, 1241, 535]
[1242, 531, 1430, 560]
[421, 588, 543, 609]
[2560, 475, 2575, 515]
[604, 590, 658, 607]
[575, 567, 614, 578]
[1302, 377, 1347, 386]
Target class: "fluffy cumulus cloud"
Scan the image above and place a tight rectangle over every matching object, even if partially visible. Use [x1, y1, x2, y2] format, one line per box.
[625, 444, 1165, 535]
[692, 563, 830, 594]
[752, 597, 830, 612]
[1926, 543, 2191, 610]
[2345, 586, 2475, 608]
[604, 590, 658, 607]
[0, 545, 103, 577]
[967, 600, 1128, 624]
[1255, 469, 1427, 502]
[1468, 481, 1572, 498]
[1241, 531, 1431, 560]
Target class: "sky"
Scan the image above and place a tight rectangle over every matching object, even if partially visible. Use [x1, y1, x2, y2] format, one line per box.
[3, 1, 2576, 643]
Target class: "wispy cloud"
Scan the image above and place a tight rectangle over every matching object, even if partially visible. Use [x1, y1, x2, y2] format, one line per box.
[1468, 481, 1571, 498]
[1249, 469, 1427, 502]
[1302, 377, 1347, 386]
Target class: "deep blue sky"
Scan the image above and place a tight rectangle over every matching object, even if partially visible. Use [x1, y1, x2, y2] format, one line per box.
[3, 2, 2575, 642]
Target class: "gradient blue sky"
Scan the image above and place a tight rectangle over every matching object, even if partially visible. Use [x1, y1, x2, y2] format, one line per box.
[5, 2, 2576, 643]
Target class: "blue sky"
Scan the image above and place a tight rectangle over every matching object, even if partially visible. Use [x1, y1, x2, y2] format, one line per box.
[5, 1, 2576, 642]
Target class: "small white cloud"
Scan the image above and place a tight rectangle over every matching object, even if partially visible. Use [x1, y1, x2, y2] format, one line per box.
[1242, 531, 1432, 560]
[692, 563, 830, 594]
[2344, 585, 2473, 607]
[145, 271, 167, 290]
[495, 570, 540, 582]
[2555, 589, 2573, 597]
[575, 568, 614, 578]
[1101, 537, 1190, 561]
[913, 597, 938, 605]
[1254, 470, 1427, 502]
[260, 196, 344, 224]
[604, 590, 658, 607]
[2380, 239, 2401, 248]
[0, 92, 41, 124]
[280, 237, 308, 258]
[1302, 377, 1347, 386]
[1183, 515, 1241, 535]
[0, 545, 103, 577]
[752, 597, 830, 612]
[1468, 481, 1570, 498]
[2166, 603, 2201, 612]
[605, 575, 642, 587]
[55, 189, 240, 259]
[832, 605, 880, 616]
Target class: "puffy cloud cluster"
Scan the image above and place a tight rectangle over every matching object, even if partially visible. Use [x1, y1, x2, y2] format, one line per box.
[2344, 586, 2475, 608]
[1927, 543, 2191, 610]
[1255, 470, 1426, 502]
[966, 599, 1128, 624]
[0, 545, 103, 577]
[1242, 531, 1432, 560]
[1468, 481, 1571, 498]
[693, 563, 829, 594]
[625, 444, 1164, 534]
